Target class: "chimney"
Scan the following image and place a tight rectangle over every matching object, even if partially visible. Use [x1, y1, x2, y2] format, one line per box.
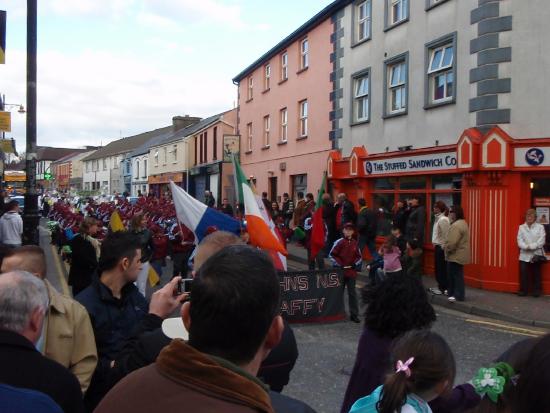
[173, 115, 202, 131]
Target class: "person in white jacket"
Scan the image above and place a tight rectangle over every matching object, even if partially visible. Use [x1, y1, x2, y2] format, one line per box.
[0, 200, 23, 248]
[429, 201, 451, 295]
[517, 209, 546, 297]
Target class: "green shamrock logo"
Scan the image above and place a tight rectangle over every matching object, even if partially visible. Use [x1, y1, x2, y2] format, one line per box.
[472, 367, 506, 403]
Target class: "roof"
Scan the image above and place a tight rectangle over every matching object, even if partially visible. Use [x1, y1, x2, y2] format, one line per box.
[52, 149, 99, 165]
[82, 125, 173, 161]
[36, 146, 89, 161]
[232, 0, 352, 83]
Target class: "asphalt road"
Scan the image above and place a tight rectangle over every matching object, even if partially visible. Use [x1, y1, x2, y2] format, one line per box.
[39, 223, 548, 413]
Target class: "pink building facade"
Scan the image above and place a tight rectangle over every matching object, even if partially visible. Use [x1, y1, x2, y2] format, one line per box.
[233, 5, 338, 202]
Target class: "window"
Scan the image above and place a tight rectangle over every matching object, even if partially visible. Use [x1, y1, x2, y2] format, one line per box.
[384, 53, 409, 116]
[426, 35, 456, 106]
[280, 108, 288, 142]
[103, 158, 107, 170]
[143, 160, 147, 178]
[389, 0, 408, 25]
[264, 64, 271, 90]
[352, 69, 370, 123]
[173, 145, 177, 162]
[135, 161, 140, 179]
[194, 138, 198, 164]
[86, 161, 90, 172]
[247, 123, 253, 152]
[163, 147, 167, 165]
[203, 131, 208, 162]
[247, 76, 253, 100]
[154, 150, 159, 166]
[299, 100, 308, 137]
[426, 0, 450, 10]
[300, 38, 309, 70]
[213, 127, 217, 161]
[113, 156, 118, 169]
[125, 161, 130, 174]
[263, 115, 270, 147]
[356, 1, 372, 42]
[281, 52, 288, 81]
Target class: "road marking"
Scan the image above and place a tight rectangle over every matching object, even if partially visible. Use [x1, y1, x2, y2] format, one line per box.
[50, 244, 71, 297]
[465, 318, 546, 337]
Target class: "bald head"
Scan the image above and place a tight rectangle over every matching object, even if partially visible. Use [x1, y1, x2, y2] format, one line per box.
[194, 231, 244, 271]
[1, 246, 47, 279]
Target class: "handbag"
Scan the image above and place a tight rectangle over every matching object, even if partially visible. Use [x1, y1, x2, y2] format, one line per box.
[531, 248, 548, 264]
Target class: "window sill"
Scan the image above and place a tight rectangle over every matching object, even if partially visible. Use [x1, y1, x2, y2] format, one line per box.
[383, 110, 408, 119]
[261, 145, 270, 151]
[296, 135, 308, 141]
[278, 78, 288, 85]
[351, 37, 371, 49]
[245, 98, 253, 103]
[351, 119, 370, 127]
[245, 150, 253, 154]
[262, 88, 270, 94]
[426, 0, 451, 11]
[277, 140, 288, 146]
[424, 98, 455, 110]
[296, 67, 309, 75]
[383, 17, 409, 32]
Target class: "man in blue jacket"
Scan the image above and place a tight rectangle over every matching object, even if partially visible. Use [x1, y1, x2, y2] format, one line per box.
[76, 231, 148, 411]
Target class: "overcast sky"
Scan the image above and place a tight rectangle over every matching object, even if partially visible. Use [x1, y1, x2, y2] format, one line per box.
[0, 0, 333, 152]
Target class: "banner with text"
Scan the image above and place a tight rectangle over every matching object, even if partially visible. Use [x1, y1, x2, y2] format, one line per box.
[364, 151, 457, 175]
[278, 269, 345, 323]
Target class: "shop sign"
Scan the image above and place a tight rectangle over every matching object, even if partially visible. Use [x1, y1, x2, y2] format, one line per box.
[148, 172, 183, 184]
[514, 147, 550, 167]
[364, 151, 457, 175]
[534, 197, 550, 207]
[223, 135, 240, 162]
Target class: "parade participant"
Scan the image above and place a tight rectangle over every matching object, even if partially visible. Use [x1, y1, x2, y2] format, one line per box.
[0, 200, 23, 248]
[341, 276, 436, 413]
[350, 330, 456, 413]
[293, 192, 306, 228]
[281, 193, 294, 229]
[1, 246, 98, 395]
[76, 231, 148, 411]
[335, 193, 356, 234]
[69, 217, 101, 296]
[329, 222, 362, 323]
[516, 208, 546, 297]
[0, 271, 85, 413]
[322, 193, 338, 251]
[169, 221, 195, 278]
[262, 192, 272, 214]
[221, 198, 234, 217]
[430, 201, 450, 295]
[96, 246, 285, 413]
[204, 190, 215, 208]
[150, 225, 168, 278]
[445, 206, 470, 303]
[271, 201, 282, 221]
[304, 216, 326, 271]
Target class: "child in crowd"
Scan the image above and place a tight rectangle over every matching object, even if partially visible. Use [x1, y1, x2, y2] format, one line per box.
[405, 238, 423, 278]
[378, 235, 402, 277]
[350, 330, 455, 413]
[391, 226, 408, 273]
[330, 222, 363, 323]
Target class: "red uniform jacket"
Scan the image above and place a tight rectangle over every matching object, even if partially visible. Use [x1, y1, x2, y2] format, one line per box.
[329, 237, 362, 278]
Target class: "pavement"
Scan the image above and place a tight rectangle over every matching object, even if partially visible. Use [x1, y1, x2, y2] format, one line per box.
[286, 243, 550, 329]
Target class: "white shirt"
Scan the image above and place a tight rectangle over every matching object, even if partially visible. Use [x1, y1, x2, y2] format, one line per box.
[432, 213, 450, 246]
[517, 222, 546, 262]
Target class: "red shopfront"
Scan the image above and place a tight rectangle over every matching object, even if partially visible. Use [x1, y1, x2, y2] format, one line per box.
[328, 126, 550, 294]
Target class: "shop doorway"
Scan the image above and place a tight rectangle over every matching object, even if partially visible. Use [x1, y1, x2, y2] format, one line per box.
[269, 177, 278, 203]
[292, 174, 307, 200]
[530, 178, 550, 250]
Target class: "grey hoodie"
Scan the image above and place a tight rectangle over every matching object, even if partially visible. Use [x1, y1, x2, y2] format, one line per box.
[0, 211, 23, 246]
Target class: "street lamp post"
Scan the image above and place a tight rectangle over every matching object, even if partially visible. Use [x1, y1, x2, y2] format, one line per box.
[22, 0, 39, 245]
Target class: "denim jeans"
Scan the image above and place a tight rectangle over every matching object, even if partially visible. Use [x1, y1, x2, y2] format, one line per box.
[434, 245, 448, 291]
[519, 261, 542, 296]
[447, 261, 465, 301]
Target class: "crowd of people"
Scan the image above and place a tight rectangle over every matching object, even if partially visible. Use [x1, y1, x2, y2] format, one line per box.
[0, 188, 548, 412]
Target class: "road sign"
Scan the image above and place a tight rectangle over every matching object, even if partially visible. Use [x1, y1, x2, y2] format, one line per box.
[0, 11, 5, 64]
[44, 172, 52, 181]
[0, 111, 11, 132]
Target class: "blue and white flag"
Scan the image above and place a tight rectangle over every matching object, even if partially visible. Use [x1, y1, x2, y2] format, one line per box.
[169, 181, 241, 243]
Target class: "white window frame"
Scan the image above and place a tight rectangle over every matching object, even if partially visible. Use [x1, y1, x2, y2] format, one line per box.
[264, 64, 271, 90]
[154, 150, 159, 166]
[135, 161, 140, 179]
[247, 76, 253, 100]
[388, 61, 407, 114]
[427, 43, 454, 103]
[172, 144, 178, 162]
[390, 0, 408, 25]
[103, 158, 107, 170]
[300, 38, 309, 70]
[353, 72, 370, 123]
[281, 52, 288, 81]
[299, 100, 308, 137]
[247, 123, 253, 152]
[280, 108, 288, 142]
[357, 1, 372, 42]
[163, 147, 167, 165]
[143, 159, 147, 178]
[263, 115, 270, 147]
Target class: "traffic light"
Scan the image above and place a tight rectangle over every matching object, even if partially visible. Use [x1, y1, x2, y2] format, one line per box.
[44, 172, 52, 181]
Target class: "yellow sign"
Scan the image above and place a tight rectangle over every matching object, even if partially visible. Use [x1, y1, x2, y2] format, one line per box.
[0, 111, 11, 132]
[0, 139, 15, 154]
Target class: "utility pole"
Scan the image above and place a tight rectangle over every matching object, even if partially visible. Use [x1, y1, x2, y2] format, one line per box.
[22, 0, 39, 245]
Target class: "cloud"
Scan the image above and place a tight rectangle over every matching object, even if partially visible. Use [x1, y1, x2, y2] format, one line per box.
[43, 0, 136, 18]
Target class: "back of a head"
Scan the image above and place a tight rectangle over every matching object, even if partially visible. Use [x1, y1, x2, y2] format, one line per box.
[98, 231, 142, 273]
[188, 245, 280, 365]
[513, 333, 550, 413]
[2, 246, 47, 279]
[5, 200, 19, 212]
[194, 231, 244, 271]
[362, 275, 436, 338]
[358, 198, 366, 207]
[378, 330, 455, 413]
[0, 271, 49, 335]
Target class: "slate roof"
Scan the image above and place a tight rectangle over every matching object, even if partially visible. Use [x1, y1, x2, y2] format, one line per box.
[36, 146, 90, 161]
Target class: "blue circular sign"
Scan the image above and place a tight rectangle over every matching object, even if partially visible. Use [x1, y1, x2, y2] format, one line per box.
[365, 161, 373, 174]
[525, 148, 545, 166]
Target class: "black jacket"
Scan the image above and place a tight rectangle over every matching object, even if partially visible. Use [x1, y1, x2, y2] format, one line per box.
[339, 200, 356, 228]
[68, 234, 98, 296]
[270, 391, 317, 413]
[357, 207, 378, 239]
[405, 205, 426, 243]
[76, 277, 148, 410]
[132, 229, 154, 262]
[0, 329, 84, 413]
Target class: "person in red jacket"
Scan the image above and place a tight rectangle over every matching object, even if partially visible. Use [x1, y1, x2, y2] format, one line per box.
[329, 222, 362, 323]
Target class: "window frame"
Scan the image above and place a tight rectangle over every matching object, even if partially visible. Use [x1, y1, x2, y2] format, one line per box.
[425, 0, 451, 11]
[351, 67, 371, 125]
[424, 32, 457, 109]
[247, 76, 253, 101]
[384, 0, 409, 31]
[280, 108, 288, 143]
[263, 115, 271, 148]
[264, 64, 271, 91]
[143, 159, 147, 178]
[352, 0, 372, 46]
[246, 122, 253, 153]
[383, 52, 409, 118]
[172, 144, 178, 163]
[299, 100, 308, 138]
[280, 51, 288, 81]
[300, 38, 309, 70]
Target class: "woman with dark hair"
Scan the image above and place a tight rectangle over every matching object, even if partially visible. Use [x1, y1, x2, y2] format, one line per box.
[68, 217, 100, 296]
[340, 275, 436, 413]
[445, 205, 470, 302]
[430, 200, 450, 295]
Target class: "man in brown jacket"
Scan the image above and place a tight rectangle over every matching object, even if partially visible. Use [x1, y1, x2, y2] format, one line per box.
[1, 245, 97, 394]
[96, 245, 284, 413]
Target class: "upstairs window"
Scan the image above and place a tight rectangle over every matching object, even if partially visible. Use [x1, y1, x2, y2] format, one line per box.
[263, 115, 270, 147]
[386, 0, 409, 28]
[143, 160, 147, 178]
[247, 76, 253, 100]
[353, 70, 370, 123]
[388, 61, 407, 113]
[281, 52, 288, 81]
[172, 144, 178, 162]
[280, 108, 288, 142]
[427, 41, 454, 104]
[356, 1, 372, 42]
[247, 123, 253, 152]
[299, 100, 308, 137]
[264, 64, 271, 90]
[300, 38, 309, 70]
